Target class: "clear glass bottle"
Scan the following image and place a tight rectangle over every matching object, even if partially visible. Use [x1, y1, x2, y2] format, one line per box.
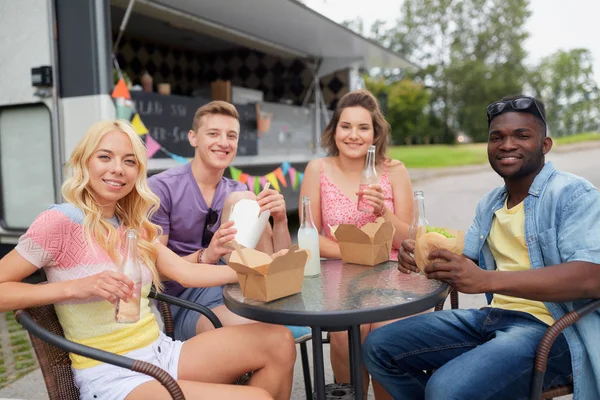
[115, 229, 142, 323]
[357, 145, 378, 212]
[297, 196, 321, 277]
[409, 190, 430, 241]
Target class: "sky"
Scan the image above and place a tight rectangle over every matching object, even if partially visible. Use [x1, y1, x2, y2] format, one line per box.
[303, 0, 600, 85]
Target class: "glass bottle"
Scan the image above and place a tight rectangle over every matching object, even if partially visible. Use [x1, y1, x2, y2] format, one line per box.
[357, 145, 378, 212]
[115, 229, 142, 323]
[297, 196, 321, 277]
[409, 190, 430, 241]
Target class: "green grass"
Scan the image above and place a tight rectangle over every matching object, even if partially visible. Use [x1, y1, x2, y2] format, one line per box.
[553, 132, 600, 145]
[388, 132, 600, 168]
[388, 144, 487, 169]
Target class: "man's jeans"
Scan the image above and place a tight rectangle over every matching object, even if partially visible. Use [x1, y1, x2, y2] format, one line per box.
[363, 308, 572, 400]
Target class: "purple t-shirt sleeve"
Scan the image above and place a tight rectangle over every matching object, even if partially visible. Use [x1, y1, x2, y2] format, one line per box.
[148, 176, 172, 235]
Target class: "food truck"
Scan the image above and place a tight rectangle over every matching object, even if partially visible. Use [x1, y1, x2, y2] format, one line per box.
[0, 0, 413, 247]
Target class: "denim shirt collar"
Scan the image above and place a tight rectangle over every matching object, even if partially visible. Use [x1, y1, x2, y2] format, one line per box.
[493, 161, 556, 204]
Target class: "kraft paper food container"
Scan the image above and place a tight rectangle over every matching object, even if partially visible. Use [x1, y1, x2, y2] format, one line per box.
[227, 245, 309, 302]
[228, 199, 270, 249]
[332, 218, 395, 266]
[414, 226, 465, 273]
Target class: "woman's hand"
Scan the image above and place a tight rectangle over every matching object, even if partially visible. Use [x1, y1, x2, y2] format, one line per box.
[204, 220, 237, 264]
[397, 239, 420, 274]
[357, 184, 386, 216]
[257, 189, 287, 222]
[69, 271, 134, 305]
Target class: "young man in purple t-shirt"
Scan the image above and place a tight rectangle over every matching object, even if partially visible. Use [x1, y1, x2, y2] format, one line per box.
[149, 101, 297, 341]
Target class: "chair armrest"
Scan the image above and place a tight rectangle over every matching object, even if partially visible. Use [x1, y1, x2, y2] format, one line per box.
[434, 288, 459, 311]
[149, 288, 223, 329]
[15, 309, 186, 400]
[530, 298, 600, 400]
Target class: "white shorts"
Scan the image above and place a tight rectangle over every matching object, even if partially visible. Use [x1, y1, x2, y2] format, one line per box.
[72, 332, 184, 400]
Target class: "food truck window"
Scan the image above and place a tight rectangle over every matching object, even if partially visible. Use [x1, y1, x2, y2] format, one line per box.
[0, 104, 55, 230]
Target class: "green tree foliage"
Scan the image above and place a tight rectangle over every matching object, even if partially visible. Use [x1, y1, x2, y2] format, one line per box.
[528, 49, 600, 136]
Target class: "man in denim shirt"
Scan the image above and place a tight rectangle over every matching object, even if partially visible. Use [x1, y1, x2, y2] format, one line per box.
[363, 95, 600, 400]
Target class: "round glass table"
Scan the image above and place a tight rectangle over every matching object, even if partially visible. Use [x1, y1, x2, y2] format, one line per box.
[223, 259, 449, 400]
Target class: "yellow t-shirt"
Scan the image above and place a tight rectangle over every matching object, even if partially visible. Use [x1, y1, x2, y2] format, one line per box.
[487, 200, 554, 325]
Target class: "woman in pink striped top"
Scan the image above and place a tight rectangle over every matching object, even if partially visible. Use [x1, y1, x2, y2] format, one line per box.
[300, 90, 414, 399]
[0, 120, 295, 400]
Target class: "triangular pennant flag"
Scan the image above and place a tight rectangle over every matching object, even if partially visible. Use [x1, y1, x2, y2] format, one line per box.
[299, 172, 304, 185]
[131, 113, 149, 135]
[260, 176, 268, 189]
[281, 161, 291, 175]
[288, 167, 297, 189]
[229, 166, 242, 181]
[266, 172, 281, 192]
[115, 103, 133, 120]
[145, 135, 161, 159]
[254, 176, 261, 195]
[246, 175, 255, 191]
[170, 153, 189, 164]
[239, 173, 249, 185]
[292, 170, 300, 190]
[273, 167, 287, 188]
[111, 78, 131, 100]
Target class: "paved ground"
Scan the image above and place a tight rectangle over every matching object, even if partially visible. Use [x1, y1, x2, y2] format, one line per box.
[2, 142, 597, 399]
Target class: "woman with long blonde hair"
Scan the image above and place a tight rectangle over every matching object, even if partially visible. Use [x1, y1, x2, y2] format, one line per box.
[0, 120, 295, 400]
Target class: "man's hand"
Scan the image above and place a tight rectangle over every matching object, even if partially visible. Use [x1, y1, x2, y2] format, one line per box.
[397, 239, 420, 274]
[424, 249, 490, 294]
[257, 189, 287, 222]
[203, 220, 237, 264]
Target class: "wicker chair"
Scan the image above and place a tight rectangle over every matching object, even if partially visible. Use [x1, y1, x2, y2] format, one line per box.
[435, 290, 600, 400]
[14, 288, 222, 400]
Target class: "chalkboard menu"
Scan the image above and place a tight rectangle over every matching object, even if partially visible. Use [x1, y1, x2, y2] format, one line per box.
[131, 91, 258, 157]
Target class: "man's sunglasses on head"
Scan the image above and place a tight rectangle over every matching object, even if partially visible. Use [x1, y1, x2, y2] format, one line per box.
[486, 96, 547, 133]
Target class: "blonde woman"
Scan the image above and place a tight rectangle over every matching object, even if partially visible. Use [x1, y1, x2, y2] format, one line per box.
[0, 120, 295, 400]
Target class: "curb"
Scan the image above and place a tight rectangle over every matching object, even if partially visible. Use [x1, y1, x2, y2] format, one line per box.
[408, 140, 600, 183]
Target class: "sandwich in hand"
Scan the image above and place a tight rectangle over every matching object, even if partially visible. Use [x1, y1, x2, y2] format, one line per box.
[414, 226, 465, 273]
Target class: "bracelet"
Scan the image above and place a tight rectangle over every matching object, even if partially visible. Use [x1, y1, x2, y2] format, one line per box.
[196, 248, 206, 264]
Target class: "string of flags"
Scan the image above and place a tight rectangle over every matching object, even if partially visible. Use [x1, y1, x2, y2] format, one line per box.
[111, 78, 304, 194]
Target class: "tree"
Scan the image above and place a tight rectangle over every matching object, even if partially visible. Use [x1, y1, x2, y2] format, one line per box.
[528, 49, 600, 136]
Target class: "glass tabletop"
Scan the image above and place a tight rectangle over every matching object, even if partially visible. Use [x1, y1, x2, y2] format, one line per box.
[223, 259, 449, 327]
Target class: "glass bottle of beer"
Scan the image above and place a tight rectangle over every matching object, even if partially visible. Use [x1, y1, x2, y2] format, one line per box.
[357, 145, 378, 212]
[409, 190, 430, 241]
[298, 196, 321, 277]
[115, 229, 142, 323]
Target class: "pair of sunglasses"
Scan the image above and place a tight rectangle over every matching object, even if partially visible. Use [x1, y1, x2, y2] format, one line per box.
[201, 208, 220, 248]
[486, 96, 547, 133]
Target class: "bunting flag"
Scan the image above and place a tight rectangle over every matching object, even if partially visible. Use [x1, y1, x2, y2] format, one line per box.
[131, 113, 149, 135]
[145, 134, 161, 158]
[288, 167, 297, 188]
[273, 167, 287, 188]
[265, 172, 281, 192]
[260, 176, 268, 189]
[239, 173, 249, 185]
[254, 176, 262, 195]
[281, 161, 291, 175]
[292, 170, 301, 190]
[246, 175, 255, 192]
[115, 102, 133, 120]
[111, 78, 131, 100]
[299, 172, 304, 185]
[229, 166, 242, 182]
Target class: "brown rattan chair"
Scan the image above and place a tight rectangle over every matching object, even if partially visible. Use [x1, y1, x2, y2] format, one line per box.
[14, 288, 222, 400]
[434, 290, 600, 400]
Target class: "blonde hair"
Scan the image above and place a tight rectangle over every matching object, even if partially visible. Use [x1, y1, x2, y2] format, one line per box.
[191, 100, 239, 132]
[321, 89, 391, 164]
[62, 120, 162, 290]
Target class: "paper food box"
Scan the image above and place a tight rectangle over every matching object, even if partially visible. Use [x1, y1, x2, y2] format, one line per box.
[227, 245, 309, 302]
[331, 217, 395, 266]
[414, 226, 465, 273]
[228, 199, 270, 249]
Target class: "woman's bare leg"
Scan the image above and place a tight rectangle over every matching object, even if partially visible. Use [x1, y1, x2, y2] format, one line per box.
[179, 323, 295, 400]
[127, 380, 273, 400]
[196, 304, 256, 333]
